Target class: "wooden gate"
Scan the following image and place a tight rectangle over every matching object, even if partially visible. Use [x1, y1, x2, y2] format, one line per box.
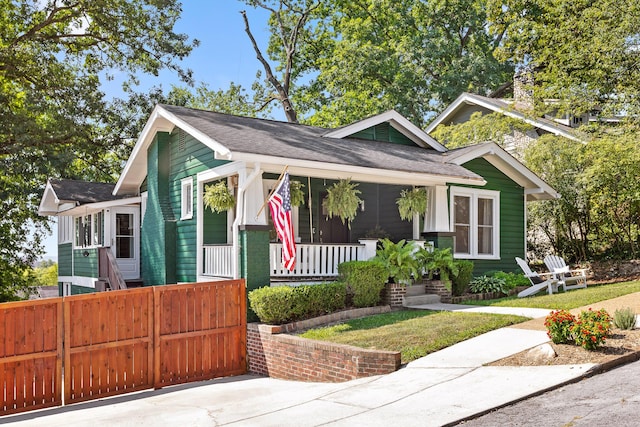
[154, 281, 246, 388]
[0, 299, 63, 415]
[64, 288, 154, 404]
[1, 280, 246, 415]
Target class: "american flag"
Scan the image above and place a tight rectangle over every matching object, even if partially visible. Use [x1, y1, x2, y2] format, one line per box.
[268, 172, 296, 271]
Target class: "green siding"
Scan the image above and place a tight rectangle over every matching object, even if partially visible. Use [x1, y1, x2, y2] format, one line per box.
[456, 158, 525, 274]
[73, 248, 98, 277]
[203, 208, 227, 244]
[169, 129, 229, 282]
[58, 243, 72, 276]
[141, 132, 176, 286]
[351, 123, 416, 146]
[70, 284, 95, 295]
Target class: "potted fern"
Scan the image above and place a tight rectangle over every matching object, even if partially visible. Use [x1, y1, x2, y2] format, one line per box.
[322, 178, 362, 228]
[203, 180, 236, 213]
[289, 180, 305, 207]
[373, 239, 421, 287]
[396, 187, 428, 221]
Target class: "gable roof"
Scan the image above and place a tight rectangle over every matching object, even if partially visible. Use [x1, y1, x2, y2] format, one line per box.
[38, 179, 138, 216]
[443, 142, 560, 201]
[114, 105, 483, 195]
[425, 92, 586, 143]
[323, 110, 447, 151]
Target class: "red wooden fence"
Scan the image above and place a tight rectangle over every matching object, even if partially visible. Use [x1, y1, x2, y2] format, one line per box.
[1, 280, 246, 415]
[154, 281, 247, 388]
[0, 299, 63, 415]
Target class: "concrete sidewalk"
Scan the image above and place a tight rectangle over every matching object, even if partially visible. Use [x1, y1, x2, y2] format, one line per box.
[405, 302, 553, 319]
[0, 326, 596, 427]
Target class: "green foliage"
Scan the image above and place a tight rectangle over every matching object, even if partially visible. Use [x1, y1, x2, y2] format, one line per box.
[490, 271, 529, 291]
[0, 0, 196, 298]
[300, 0, 512, 126]
[417, 247, 458, 285]
[613, 307, 637, 330]
[289, 180, 306, 207]
[373, 239, 420, 286]
[338, 260, 388, 308]
[451, 260, 474, 296]
[33, 260, 58, 287]
[544, 310, 576, 344]
[431, 112, 534, 149]
[322, 178, 362, 228]
[487, 0, 640, 121]
[396, 187, 428, 221]
[203, 181, 236, 213]
[248, 282, 346, 325]
[571, 309, 612, 351]
[469, 275, 509, 295]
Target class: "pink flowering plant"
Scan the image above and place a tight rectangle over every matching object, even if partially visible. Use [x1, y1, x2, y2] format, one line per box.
[571, 308, 612, 351]
[544, 310, 576, 344]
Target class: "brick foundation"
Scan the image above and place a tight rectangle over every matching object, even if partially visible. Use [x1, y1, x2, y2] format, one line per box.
[247, 306, 401, 382]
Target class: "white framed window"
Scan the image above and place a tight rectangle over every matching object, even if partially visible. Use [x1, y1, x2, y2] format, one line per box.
[58, 216, 74, 244]
[450, 187, 500, 259]
[181, 177, 193, 220]
[74, 212, 104, 248]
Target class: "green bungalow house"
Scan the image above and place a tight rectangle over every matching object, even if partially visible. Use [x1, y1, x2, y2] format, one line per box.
[38, 105, 558, 296]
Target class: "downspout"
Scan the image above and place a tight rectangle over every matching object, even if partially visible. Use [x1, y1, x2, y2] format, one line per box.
[232, 164, 262, 279]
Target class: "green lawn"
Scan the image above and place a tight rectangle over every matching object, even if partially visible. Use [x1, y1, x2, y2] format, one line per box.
[462, 280, 640, 310]
[298, 280, 640, 365]
[298, 310, 526, 364]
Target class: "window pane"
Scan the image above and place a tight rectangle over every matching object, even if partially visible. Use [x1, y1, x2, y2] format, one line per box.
[477, 198, 493, 254]
[454, 196, 470, 254]
[115, 213, 134, 259]
[477, 198, 493, 225]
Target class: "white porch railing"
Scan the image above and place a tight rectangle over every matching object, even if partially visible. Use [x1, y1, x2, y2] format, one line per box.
[270, 243, 365, 278]
[203, 244, 234, 278]
[203, 243, 367, 278]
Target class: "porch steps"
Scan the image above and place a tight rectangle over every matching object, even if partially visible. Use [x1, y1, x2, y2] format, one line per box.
[402, 294, 441, 307]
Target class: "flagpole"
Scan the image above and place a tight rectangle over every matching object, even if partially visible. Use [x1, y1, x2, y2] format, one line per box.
[256, 165, 289, 218]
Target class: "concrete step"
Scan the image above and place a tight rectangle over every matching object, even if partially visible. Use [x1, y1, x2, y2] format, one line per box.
[403, 294, 441, 307]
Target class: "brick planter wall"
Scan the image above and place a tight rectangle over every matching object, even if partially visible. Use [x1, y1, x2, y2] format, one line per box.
[424, 280, 453, 302]
[247, 306, 401, 382]
[382, 282, 406, 307]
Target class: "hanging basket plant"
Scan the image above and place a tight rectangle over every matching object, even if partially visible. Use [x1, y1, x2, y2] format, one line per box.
[203, 180, 236, 213]
[289, 180, 305, 207]
[396, 187, 428, 221]
[322, 178, 362, 228]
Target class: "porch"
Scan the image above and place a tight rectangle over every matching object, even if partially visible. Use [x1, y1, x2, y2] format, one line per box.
[202, 241, 378, 280]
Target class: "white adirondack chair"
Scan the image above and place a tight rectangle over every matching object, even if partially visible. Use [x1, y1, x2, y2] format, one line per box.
[515, 257, 560, 297]
[543, 255, 588, 291]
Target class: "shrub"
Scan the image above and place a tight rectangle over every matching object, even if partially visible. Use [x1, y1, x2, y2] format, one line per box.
[571, 309, 611, 351]
[613, 307, 637, 330]
[248, 282, 347, 324]
[451, 260, 474, 296]
[544, 310, 576, 344]
[373, 239, 420, 285]
[490, 271, 529, 290]
[469, 275, 509, 295]
[338, 260, 388, 308]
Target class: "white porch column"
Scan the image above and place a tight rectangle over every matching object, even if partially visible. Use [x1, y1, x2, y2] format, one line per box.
[242, 171, 267, 225]
[358, 239, 378, 260]
[424, 185, 451, 233]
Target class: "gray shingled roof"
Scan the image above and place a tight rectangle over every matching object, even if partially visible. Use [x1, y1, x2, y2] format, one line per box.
[159, 104, 481, 181]
[49, 179, 125, 204]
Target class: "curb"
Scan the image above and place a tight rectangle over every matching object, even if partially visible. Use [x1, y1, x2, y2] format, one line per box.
[446, 348, 640, 426]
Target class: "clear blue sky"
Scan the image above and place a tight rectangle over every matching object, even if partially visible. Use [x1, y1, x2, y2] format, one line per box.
[43, 1, 273, 258]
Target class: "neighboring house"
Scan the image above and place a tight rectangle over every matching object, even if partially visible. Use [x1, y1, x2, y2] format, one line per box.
[39, 105, 558, 296]
[425, 91, 588, 155]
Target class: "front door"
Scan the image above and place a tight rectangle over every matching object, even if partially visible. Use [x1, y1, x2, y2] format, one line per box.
[110, 207, 140, 280]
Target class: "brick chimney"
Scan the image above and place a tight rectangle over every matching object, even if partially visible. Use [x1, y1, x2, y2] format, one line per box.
[513, 68, 534, 110]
